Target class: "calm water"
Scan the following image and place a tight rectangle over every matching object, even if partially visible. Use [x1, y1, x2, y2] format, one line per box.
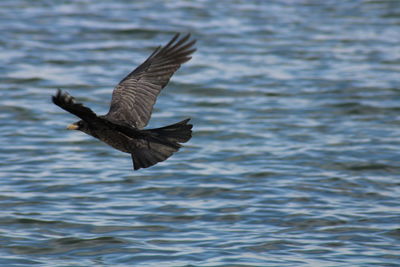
[1, 0, 400, 266]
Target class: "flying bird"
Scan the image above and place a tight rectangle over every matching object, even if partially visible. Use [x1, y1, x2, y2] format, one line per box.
[52, 33, 196, 170]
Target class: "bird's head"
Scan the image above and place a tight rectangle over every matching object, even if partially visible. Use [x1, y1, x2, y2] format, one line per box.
[67, 120, 90, 134]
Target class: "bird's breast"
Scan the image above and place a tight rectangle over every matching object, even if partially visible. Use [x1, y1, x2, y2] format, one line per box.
[91, 128, 134, 153]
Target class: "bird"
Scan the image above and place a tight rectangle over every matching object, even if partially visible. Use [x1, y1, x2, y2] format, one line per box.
[52, 33, 196, 170]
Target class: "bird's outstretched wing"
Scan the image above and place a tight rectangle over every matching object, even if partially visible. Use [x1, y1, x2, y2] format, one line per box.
[105, 33, 196, 129]
[52, 89, 98, 122]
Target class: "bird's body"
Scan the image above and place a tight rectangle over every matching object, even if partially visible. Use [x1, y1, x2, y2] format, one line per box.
[76, 117, 133, 153]
[52, 34, 196, 170]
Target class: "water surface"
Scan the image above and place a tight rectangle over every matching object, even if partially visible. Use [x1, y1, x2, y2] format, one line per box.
[1, 0, 400, 266]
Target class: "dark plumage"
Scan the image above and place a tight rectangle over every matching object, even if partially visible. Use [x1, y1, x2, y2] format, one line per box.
[52, 33, 196, 170]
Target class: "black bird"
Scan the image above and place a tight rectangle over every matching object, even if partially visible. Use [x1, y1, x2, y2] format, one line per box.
[52, 33, 196, 170]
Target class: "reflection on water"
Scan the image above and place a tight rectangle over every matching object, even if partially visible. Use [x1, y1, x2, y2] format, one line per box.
[1, 0, 400, 266]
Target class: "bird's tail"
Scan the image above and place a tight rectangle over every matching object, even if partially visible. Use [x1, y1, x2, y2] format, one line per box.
[130, 118, 192, 170]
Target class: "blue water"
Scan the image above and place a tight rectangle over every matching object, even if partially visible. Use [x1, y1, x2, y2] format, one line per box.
[1, 0, 400, 266]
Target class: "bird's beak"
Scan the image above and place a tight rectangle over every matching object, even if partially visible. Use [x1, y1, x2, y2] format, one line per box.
[67, 123, 79, 130]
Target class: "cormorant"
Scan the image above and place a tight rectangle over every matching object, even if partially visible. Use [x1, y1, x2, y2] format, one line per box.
[52, 33, 196, 170]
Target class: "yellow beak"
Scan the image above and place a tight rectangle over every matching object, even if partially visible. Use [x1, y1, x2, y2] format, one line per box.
[67, 123, 79, 130]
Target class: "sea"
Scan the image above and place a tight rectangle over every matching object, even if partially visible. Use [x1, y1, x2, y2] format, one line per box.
[0, 0, 399, 266]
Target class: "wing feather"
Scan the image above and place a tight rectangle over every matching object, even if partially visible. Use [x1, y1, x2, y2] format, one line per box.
[52, 89, 99, 122]
[105, 33, 196, 128]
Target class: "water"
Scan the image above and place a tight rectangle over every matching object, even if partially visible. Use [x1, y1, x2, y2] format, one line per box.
[1, 0, 400, 266]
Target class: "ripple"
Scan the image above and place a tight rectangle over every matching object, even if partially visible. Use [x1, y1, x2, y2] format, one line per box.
[1, 0, 400, 266]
